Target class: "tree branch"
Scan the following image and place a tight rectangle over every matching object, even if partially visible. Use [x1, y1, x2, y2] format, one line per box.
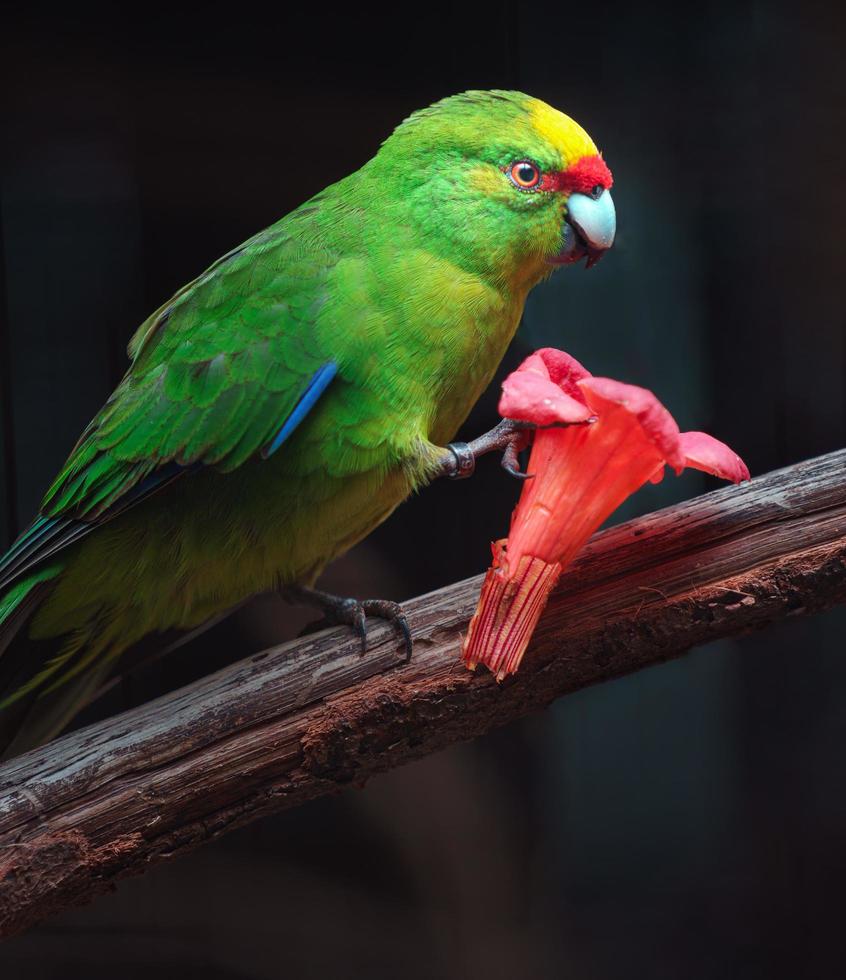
[2, 450, 846, 938]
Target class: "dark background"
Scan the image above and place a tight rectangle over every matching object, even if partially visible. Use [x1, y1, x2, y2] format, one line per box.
[2, 1, 846, 976]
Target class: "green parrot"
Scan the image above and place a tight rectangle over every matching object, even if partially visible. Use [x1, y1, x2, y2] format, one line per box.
[0, 90, 615, 756]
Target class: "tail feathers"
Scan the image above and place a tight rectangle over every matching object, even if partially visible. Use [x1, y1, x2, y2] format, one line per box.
[0, 563, 64, 758]
[0, 563, 245, 759]
[1, 657, 113, 760]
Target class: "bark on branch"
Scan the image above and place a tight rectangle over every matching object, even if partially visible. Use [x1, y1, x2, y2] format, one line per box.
[2, 450, 846, 938]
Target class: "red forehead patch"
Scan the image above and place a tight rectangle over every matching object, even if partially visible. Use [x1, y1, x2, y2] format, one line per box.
[540, 154, 614, 195]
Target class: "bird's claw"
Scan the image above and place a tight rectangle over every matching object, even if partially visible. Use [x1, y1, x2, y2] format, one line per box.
[442, 416, 594, 482]
[288, 586, 412, 661]
[358, 599, 412, 661]
[446, 418, 533, 481]
[501, 433, 534, 480]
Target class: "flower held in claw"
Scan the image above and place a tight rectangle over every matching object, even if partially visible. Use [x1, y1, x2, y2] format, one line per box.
[462, 348, 750, 680]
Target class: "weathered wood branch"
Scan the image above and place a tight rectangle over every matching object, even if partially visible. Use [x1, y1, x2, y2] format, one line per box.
[2, 450, 846, 938]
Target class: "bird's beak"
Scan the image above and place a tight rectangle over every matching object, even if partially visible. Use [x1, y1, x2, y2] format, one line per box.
[549, 189, 616, 269]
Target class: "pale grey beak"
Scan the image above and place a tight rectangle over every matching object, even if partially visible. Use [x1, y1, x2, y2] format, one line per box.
[550, 188, 617, 268]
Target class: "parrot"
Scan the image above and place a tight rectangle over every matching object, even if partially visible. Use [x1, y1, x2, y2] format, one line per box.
[0, 89, 616, 757]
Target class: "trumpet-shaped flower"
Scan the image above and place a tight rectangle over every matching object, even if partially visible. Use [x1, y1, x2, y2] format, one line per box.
[463, 348, 749, 680]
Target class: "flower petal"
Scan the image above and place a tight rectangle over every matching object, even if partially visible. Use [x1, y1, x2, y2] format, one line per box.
[578, 377, 686, 470]
[469, 345, 752, 682]
[535, 348, 592, 401]
[499, 371, 593, 426]
[463, 542, 562, 680]
[679, 432, 750, 483]
[515, 351, 553, 381]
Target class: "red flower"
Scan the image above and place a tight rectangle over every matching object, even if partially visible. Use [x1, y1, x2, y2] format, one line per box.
[463, 348, 749, 680]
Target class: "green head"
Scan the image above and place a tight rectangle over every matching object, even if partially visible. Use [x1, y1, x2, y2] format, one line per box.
[366, 90, 615, 289]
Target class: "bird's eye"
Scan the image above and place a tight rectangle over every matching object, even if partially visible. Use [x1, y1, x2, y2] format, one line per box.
[590, 184, 604, 200]
[508, 161, 541, 190]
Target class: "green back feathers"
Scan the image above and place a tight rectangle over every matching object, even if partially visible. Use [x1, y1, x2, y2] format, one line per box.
[41, 214, 338, 520]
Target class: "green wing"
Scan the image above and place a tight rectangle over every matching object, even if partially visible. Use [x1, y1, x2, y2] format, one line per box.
[43, 211, 337, 521]
[0, 208, 340, 595]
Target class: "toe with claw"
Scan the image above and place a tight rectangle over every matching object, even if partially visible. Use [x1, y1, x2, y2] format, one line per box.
[439, 418, 535, 482]
[438, 415, 596, 483]
[286, 585, 412, 661]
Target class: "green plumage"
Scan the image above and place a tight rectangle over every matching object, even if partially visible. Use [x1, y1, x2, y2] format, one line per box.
[0, 90, 602, 753]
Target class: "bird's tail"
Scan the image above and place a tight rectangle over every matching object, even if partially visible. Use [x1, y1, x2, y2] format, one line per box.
[0, 561, 86, 759]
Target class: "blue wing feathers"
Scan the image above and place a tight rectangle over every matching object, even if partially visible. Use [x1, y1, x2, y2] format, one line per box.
[262, 361, 337, 458]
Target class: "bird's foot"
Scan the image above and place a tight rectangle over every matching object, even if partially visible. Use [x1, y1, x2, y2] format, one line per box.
[438, 416, 596, 482]
[437, 418, 536, 481]
[286, 585, 412, 661]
